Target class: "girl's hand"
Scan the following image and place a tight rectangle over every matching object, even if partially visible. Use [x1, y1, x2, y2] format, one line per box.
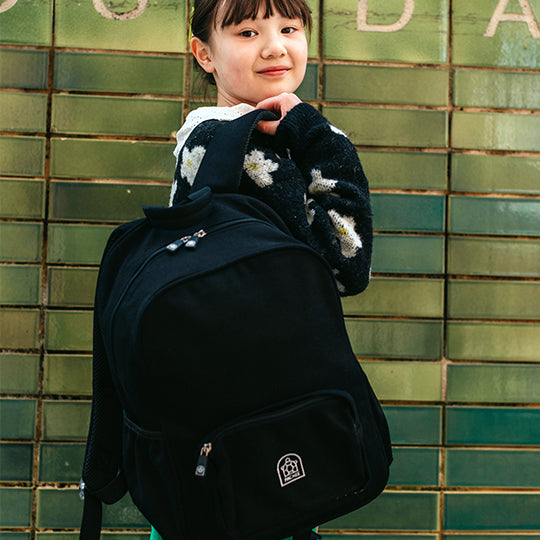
[255, 93, 302, 136]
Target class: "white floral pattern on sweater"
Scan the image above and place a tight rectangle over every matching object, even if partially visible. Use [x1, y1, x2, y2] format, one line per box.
[170, 103, 372, 295]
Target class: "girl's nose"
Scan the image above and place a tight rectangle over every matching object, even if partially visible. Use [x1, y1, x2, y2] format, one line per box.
[261, 34, 287, 58]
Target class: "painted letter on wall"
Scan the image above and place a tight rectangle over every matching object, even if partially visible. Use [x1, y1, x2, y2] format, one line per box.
[93, 0, 148, 20]
[484, 0, 540, 38]
[357, 0, 415, 32]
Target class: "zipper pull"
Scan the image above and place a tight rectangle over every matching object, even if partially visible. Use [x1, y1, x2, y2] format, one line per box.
[185, 229, 206, 250]
[195, 443, 212, 477]
[166, 235, 190, 252]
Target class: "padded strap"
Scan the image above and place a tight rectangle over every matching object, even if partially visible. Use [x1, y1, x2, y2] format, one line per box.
[79, 471, 127, 539]
[191, 109, 278, 194]
[79, 493, 102, 540]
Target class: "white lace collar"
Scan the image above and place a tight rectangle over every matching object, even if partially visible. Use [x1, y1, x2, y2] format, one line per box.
[173, 103, 255, 161]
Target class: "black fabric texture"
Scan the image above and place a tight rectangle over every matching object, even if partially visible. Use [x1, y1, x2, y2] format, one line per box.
[81, 110, 392, 540]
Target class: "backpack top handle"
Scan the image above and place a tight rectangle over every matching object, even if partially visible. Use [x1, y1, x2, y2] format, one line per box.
[191, 109, 278, 194]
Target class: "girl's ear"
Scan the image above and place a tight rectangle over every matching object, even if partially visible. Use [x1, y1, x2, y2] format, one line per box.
[191, 37, 215, 74]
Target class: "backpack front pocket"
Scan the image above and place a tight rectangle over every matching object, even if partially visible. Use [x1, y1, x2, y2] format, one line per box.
[194, 390, 369, 540]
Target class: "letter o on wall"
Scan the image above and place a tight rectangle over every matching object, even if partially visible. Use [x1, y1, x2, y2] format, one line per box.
[0, 0, 19, 14]
[93, 0, 148, 20]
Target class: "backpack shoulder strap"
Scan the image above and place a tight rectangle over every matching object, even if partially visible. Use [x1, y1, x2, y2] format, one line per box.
[191, 108, 277, 193]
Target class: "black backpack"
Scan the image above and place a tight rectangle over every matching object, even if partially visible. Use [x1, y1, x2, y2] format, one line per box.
[80, 109, 392, 540]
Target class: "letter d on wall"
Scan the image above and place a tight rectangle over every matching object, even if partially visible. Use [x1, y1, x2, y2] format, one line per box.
[357, 0, 415, 32]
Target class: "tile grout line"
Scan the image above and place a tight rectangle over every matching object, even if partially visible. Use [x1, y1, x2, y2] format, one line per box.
[438, 0, 455, 537]
[30, 0, 57, 535]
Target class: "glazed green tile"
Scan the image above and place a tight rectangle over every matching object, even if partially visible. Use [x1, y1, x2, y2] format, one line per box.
[0, 399, 35, 438]
[383, 406, 441, 444]
[306, 0, 319, 58]
[453, 0, 540, 68]
[342, 278, 444, 318]
[0, 488, 32, 527]
[0, 533, 30, 540]
[388, 447, 439, 486]
[324, 65, 448, 106]
[0, 222, 42, 262]
[0, 178, 44, 218]
[48, 224, 114, 265]
[48, 267, 98, 307]
[42, 401, 90, 441]
[444, 493, 540, 530]
[39, 443, 85, 482]
[324, 107, 448, 148]
[448, 280, 540, 320]
[0, 0, 51, 46]
[0, 354, 39, 393]
[50, 139, 175, 180]
[55, 52, 184, 94]
[0, 443, 33, 482]
[0, 265, 40, 304]
[36, 528, 150, 540]
[324, 0, 448, 63]
[452, 111, 540, 152]
[43, 355, 92, 395]
[373, 235, 445, 274]
[345, 319, 442, 359]
[447, 321, 539, 362]
[451, 154, 540, 194]
[446, 406, 540, 445]
[0, 93, 47, 132]
[37, 489, 147, 528]
[0, 136, 45, 176]
[296, 63, 318, 101]
[447, 364, 540, 403]
[450, 196, 540, 236]
[446, 448, 540, 488]
[448, 237, 540, 277]
[0, 309, 39, 349]
[372, 194, 445, 232]
[360, 361, 442, 401]
[0, 49, 48, 88]
[49, 181, 169, 222]
[52, 95, 183, 137]
[55, 0, 186, 52]
[45, 311, 92, 351]
[323, 491, 439, 530]
[358, 151, 447, 190]
[443, 536, 540, 540]
[322, 537, 437, 540]
[454, 70, 540, 109]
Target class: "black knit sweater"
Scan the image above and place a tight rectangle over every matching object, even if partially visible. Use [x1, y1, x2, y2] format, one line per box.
[170, 103, 372, 296]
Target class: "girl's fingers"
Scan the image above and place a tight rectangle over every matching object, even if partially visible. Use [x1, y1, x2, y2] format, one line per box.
[256, 119, 281, 136]
[255, 93, 302, 135]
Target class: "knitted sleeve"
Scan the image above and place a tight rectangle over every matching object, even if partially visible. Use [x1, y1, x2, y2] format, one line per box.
[170, 106, 373, 296]
[245, 103, 373, 295]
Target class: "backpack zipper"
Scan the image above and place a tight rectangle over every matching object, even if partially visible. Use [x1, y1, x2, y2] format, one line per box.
[194, 391, 358, 478]
[110, 217, 273, 334]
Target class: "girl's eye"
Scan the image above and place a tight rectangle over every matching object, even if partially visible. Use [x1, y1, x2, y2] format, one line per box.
[239, 30, 256, 37]
[281, 26, 297, 34]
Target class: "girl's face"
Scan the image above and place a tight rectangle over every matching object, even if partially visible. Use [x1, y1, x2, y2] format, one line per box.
[192, 8, 308, 107]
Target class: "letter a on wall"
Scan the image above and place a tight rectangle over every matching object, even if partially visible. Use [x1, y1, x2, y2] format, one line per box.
[357, 0, 415, 32]
[484, 0, 540, 38]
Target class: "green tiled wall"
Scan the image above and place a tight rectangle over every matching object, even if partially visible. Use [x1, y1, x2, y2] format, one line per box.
[1, 0, 539, 536]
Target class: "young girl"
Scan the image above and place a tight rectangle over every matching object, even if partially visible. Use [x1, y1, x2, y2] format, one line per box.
[152, 0, 373, 537]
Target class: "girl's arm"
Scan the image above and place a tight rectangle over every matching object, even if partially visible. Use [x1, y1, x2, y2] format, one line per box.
[247, 101, 373, 295]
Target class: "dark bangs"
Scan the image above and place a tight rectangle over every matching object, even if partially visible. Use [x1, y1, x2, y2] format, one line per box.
[218, 0, 312, 33]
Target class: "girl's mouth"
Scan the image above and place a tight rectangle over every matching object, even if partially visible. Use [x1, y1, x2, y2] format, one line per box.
[258, 66, 290, 76]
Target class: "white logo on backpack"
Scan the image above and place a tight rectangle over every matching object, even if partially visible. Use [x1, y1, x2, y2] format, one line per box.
[277, 453, 306, 487]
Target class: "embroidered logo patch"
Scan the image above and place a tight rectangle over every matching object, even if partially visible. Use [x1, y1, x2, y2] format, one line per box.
[277, 453, 306, 487]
